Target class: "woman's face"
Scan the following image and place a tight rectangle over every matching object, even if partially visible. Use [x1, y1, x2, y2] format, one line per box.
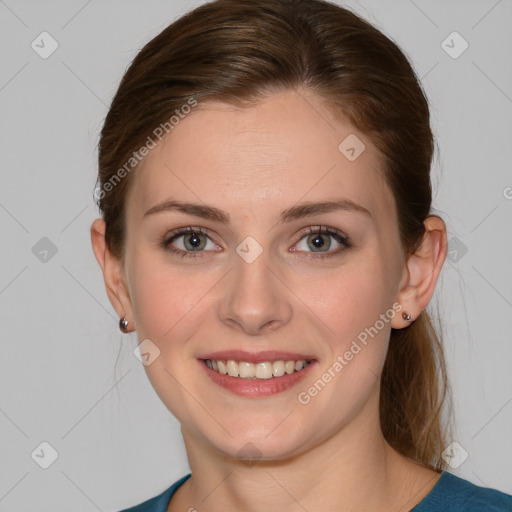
[121, 88, 408, 460]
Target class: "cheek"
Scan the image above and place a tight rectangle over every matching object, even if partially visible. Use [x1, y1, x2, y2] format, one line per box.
[303, 255, 394, 345]
[302, 256, 399, 409]
[297, 263, 395, 416]
[126, 254, 214, 417]
[127, 251, 214, 348]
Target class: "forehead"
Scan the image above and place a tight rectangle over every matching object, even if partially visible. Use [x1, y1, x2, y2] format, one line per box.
[128, 89, 395, 225]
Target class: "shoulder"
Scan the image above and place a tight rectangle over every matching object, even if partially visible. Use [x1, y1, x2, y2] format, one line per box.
[413, 471, 512, 511]
[118, 474, 192, 512]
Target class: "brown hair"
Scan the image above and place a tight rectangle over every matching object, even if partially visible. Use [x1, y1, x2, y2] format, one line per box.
[96, 0, 452, 471]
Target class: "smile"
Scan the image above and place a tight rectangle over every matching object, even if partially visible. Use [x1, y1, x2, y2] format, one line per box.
[204, 359, 312, 379]
[199, 354, 317, 397]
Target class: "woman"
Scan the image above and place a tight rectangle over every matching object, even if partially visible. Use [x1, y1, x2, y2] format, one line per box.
[90, 0, 512, 510]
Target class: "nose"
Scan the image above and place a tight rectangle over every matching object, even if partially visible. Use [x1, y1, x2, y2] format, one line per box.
[218, 248, 293, 336]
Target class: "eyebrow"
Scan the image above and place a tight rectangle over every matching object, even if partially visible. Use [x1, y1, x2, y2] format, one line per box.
[144, 198, 372, 224]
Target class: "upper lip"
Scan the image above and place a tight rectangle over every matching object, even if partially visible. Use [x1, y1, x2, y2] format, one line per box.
[198, 350, 316, 364]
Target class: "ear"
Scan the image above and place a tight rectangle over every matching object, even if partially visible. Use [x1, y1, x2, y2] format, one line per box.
[90, 218, 135, 332]
[391, 215, 448, 329]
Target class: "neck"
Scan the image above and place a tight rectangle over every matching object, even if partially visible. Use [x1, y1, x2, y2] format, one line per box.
[173, 391, 435, 512]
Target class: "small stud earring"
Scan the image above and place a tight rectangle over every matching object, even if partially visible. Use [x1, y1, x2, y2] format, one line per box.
[119, 317, 129, 332]
[402, 312, 412, 322]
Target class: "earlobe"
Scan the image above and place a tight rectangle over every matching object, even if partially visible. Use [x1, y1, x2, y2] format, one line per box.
[90, 218, 135, 332]
[391, 216, 448, 329]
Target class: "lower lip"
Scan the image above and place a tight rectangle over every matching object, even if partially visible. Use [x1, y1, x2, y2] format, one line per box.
[199, 360, 316, 397]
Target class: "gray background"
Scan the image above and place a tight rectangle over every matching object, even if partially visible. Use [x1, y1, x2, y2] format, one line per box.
[0, 0, 511, 510]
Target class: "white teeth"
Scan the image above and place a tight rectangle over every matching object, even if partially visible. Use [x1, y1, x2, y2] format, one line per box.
[239, 361, 256, 378]
[205, 359, 311, 379]
[255, 362, 273, 379]
[272, 361, 285, 377]
[285, 360, 295, 374]
[217, 360, 227, 375]
[227, 360, 238, 377]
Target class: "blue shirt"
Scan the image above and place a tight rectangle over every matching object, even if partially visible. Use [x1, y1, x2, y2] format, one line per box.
[119, 471, 512, 511]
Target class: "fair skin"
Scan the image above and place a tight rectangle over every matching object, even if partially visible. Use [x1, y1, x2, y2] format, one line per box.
[91, 88, 447, 511]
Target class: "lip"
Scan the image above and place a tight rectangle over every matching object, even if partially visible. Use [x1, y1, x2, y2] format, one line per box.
[198, 353, 317, 398]
[198, 350, 316, 364]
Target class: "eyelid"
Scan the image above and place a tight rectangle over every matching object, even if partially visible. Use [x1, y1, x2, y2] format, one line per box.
[163, 226, 211, 243]
[296, 225, 349, 241]
[291, 225, 351, 257]
[162, 226, 221, 258]
[162, 225, 351, 259]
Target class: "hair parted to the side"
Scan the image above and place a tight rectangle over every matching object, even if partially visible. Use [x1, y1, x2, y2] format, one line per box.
[95, 0, 452, 471]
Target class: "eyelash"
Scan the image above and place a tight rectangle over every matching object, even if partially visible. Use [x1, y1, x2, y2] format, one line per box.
[161, 226, 352, 260]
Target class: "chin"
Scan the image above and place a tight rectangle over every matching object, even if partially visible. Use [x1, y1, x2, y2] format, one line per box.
[200, 422, 314, 463]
